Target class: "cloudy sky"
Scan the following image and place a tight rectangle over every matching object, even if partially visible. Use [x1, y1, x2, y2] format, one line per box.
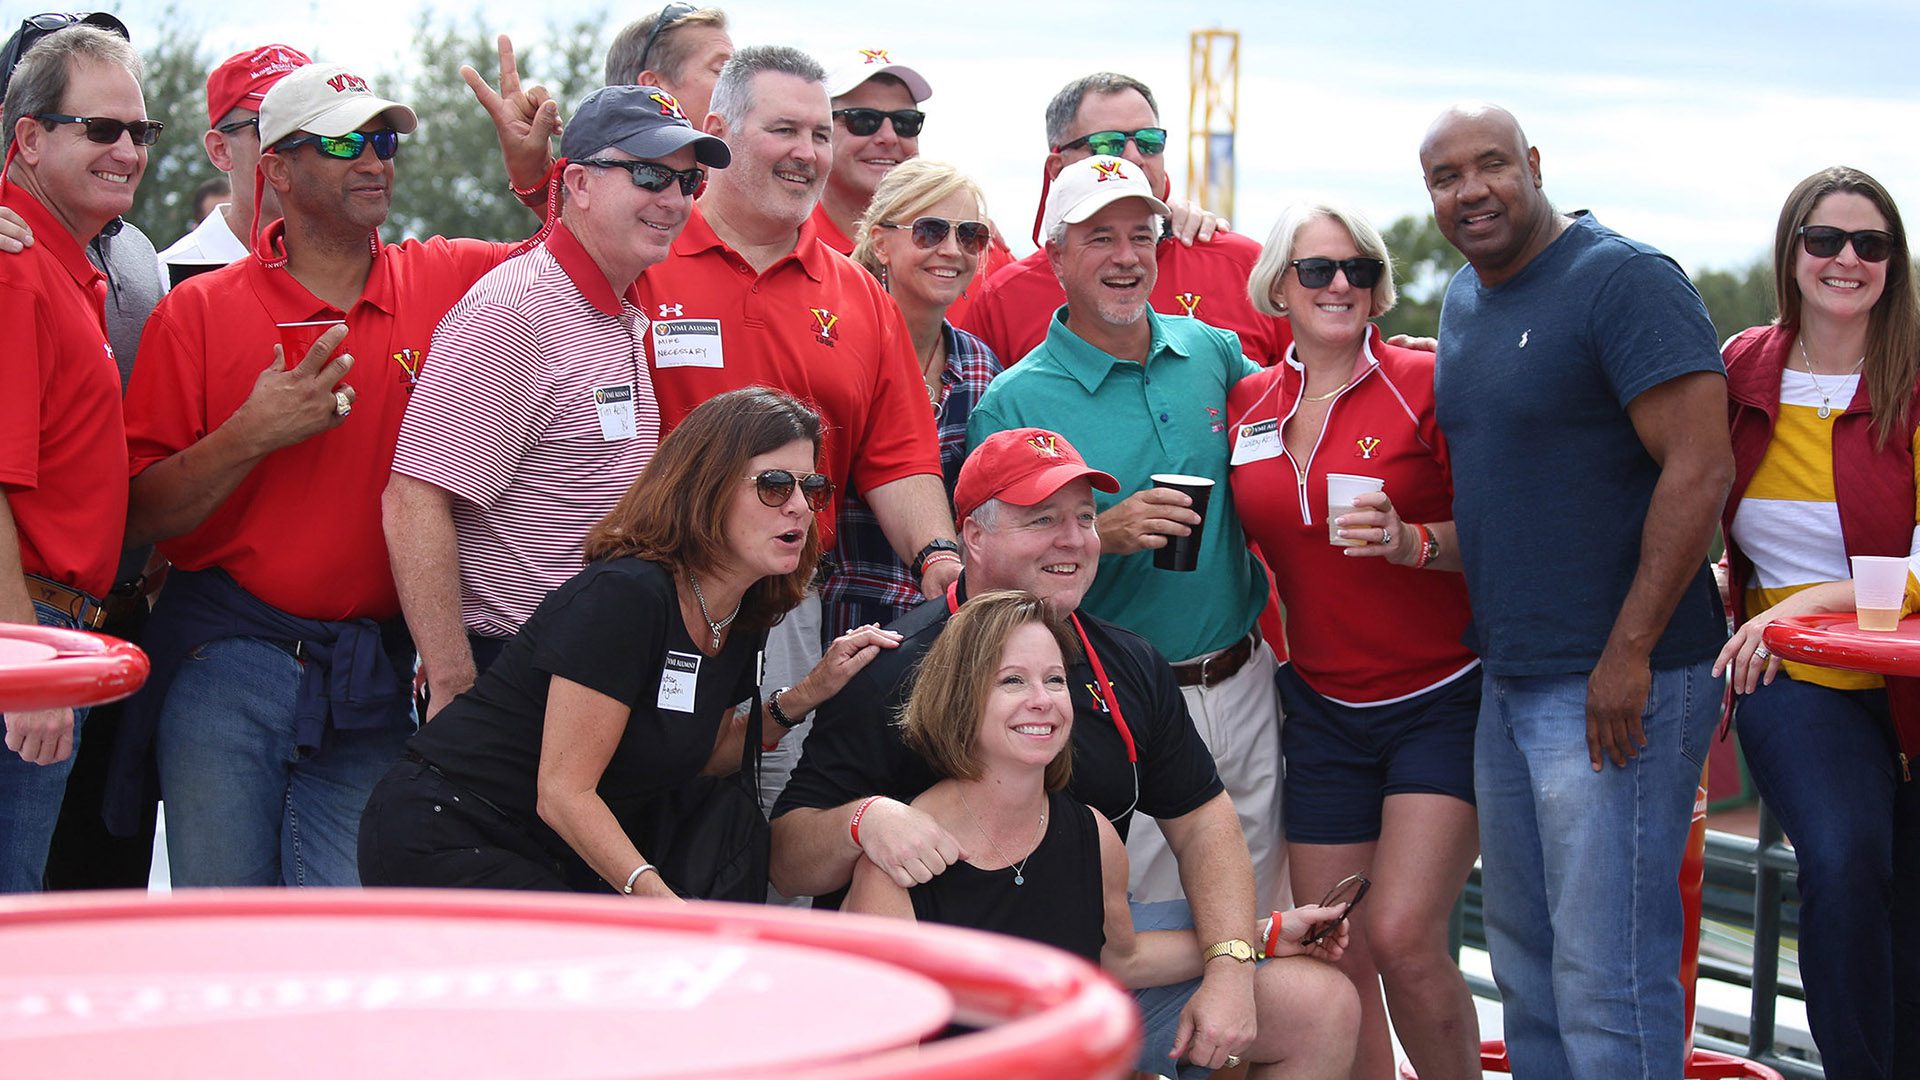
[118, 0, 1920, 274]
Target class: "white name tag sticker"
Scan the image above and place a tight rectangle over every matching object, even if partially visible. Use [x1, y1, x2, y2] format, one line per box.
[593, 383, 638, 441]
[651, 318, 724, 368]
[1230, 418, 1282, 465]
[657, 651, 701, 713]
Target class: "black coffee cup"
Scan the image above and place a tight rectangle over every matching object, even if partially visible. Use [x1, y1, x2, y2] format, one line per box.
[1149, 473, 1213, 572]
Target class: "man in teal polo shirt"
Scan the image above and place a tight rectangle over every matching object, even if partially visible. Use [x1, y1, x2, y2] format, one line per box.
[967, 155, 1283, 913]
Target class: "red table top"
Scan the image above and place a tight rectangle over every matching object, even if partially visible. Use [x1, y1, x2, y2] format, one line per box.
[1762, 613, 1920, 678]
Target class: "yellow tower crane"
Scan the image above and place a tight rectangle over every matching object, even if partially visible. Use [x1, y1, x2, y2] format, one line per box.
[1187, 29, 1240, 220]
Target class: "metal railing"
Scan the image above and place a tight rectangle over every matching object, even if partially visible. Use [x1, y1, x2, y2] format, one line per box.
[1451, 803, 1824, 1078]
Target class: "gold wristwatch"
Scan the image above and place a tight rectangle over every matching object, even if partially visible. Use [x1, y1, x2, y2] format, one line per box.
[1202, 938, 1257, 964]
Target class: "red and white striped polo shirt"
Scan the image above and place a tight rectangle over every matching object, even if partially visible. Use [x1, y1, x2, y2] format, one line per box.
[392, 221, 657, 637]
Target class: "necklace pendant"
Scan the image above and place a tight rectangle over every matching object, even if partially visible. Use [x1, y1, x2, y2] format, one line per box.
[1818, 404, 1832, 420]
[710, 629, 722, 651]
[1013, 873, 1024, 886]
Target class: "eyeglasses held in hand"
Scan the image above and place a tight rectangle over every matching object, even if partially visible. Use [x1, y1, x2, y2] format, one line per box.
[748, 469, 834, 512]
[1289, 257, 1385, 290]
[877, 217, 991, 255]
[33, 113, 163, 146]
[832, 108, 925, 139]
[1300, 872, 1371, 948]
[1798, 224, 1895, 263]
[575, 158, 705, 195]
[276, 129, 400, 161]
[1056, 127, 1168, 157]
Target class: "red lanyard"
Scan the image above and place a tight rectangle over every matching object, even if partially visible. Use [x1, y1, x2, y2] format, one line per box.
[944, 581, 1137, 763]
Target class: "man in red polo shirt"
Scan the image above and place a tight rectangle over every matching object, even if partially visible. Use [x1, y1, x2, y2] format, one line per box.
[120, 61, 547, 888]
[625, 45, 957, 820]
[0, 24, 149, 892]
[959, 72, 1292, 368]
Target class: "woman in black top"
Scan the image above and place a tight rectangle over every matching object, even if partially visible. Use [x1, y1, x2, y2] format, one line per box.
[359, 389, 900, 898]
[845, 591, 1351, 1074]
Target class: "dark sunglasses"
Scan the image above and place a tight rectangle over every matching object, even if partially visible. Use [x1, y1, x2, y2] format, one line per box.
[748, 469, 834, 512]
[277, 129, 400, 161]
[832, 108, 925, 139]
[575, 157, 704, 195]
[1300, 872, 1371, 948]
[877, 216, 991, 255]
[635, 1, 698, 75]
[1057, 127, 1168, 157]
[33, 112, 163, 146]
[1289, 256, 1385, 290]
[1799, 224, 1895, 263]
[215, 116, 259, 136]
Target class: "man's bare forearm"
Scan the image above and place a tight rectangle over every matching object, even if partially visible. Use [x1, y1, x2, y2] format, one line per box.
[383, 473, 475, 701]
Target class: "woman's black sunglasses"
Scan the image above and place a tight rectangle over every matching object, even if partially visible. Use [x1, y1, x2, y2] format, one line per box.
[832, 108, 925, 139]
[1290, 257, 1385, 290]
[877, 217, 991, 255]
[1798, 225, 1894, 263]
[747, 469, 834, 512]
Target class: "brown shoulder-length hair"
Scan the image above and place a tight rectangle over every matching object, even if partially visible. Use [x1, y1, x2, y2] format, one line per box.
[899, 590, 1081, 793]
[1773, 166, 1920, 447]
[583, 387, 822, 631]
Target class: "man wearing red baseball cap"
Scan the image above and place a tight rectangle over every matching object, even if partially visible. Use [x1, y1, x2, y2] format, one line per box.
[775, 428, 1361, 1079]
[155, 43, 310, 274]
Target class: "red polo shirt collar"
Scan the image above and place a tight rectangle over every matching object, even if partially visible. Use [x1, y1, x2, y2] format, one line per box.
[2, 184, 105, 314]
[544, 218, 623, 318]
[674, 201, 830, 283]
[245, 218, 402, 319]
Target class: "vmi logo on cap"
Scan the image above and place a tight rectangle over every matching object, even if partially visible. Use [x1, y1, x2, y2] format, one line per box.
[326, 72, 370, 94]
[649, 91, 686, 121]
[1026, 434, 1061, 457]
[1092, 161, 1126, 182]
[859, 49, 890, 64]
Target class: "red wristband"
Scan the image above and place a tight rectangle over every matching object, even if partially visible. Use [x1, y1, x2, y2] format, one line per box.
[1264, 910, 1283, 957]
[849, 795, 883, 848]
[1412, 523, 1435, 569]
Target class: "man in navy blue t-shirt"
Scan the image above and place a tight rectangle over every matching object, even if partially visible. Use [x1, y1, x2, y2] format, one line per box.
[1422, 103, 1732, 1078]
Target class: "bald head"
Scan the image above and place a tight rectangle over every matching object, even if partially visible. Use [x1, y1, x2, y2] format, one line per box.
[1418, 102, 1559, 286]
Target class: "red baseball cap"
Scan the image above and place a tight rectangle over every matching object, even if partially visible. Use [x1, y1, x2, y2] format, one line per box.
[205, 44, 312, 129]
[954, 428, 1119, 522]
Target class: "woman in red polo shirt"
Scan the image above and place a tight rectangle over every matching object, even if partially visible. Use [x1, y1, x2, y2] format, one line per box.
[1712, 167, 1920, 1078]
[1226, 202, 1480, 1079]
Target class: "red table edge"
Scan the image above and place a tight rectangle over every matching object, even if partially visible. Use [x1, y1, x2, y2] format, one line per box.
[1762, 613, 1920, 678]
[0, 624, 149, 711]
[0, 889, 1141, 1080]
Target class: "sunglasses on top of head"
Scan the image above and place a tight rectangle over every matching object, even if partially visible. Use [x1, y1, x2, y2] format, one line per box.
[33, 113, 163, 146]
[876, 216, 991, 255]
[748, 469, 835, 512]
[575, 157, 705, 195]
[1798, 224, 1895, 263]
[832, 108, 925, 139]
[635, 1, 698, 75]
[1056, 127, 1168, 157]
[276, 129, 400, 161]
[1289, 256, 1385, 290]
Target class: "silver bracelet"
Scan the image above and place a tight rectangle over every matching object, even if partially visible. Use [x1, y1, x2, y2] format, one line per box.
[622, 862, 656, 895]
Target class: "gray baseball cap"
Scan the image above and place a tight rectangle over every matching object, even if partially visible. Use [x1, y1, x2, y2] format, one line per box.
[561, 85, 730, 167]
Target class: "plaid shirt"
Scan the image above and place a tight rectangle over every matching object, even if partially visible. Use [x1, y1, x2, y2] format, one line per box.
[822, 322, 1002, 639]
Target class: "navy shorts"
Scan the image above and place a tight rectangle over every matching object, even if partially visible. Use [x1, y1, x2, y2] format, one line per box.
[1277, 662, 1479, 845]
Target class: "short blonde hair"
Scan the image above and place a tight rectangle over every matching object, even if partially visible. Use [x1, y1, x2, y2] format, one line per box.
[1247, 202, 1397, 319]
[852, 158, 988, 280]
[899, 590, 1079, 793]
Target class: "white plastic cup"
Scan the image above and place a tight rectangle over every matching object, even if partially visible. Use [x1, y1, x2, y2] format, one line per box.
[1325, 473, 1384, 546]
[1851, 555, 1909, 632]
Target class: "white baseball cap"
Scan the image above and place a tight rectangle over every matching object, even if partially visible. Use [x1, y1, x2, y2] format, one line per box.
[1041, 155, 1170, 239]
[259, 63, 418, 147]
[823, 46, 931, 103]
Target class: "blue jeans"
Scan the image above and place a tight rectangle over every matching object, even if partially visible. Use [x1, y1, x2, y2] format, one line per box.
[155, 635, 414, 887]
[1131, 898, 1231, 1080]
[1475, 660, 1717, 1078]
[0, 601, 89, 892]
[1737, 674, 1920, 1080]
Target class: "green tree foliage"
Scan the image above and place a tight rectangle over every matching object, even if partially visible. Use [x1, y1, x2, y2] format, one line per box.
[1694, 255, 1777, 341]
[125, 6, 607, 247]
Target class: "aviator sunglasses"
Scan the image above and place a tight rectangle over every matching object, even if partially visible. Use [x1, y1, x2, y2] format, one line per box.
[575, 158, 705, 195]
[747, 469, 835, 512]
[1290, 256, 1385, 290]
[877, 216, 991, 255]
[832, 108, 925, 138]
[33, 113, 163, 146]
[1798, 224, 1895, 263]
[1057, 126, 1168, 157]
[276, 129, 400, 161]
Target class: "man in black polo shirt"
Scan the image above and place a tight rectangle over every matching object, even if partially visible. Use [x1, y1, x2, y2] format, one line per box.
[772, 428, 1357, 1079]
